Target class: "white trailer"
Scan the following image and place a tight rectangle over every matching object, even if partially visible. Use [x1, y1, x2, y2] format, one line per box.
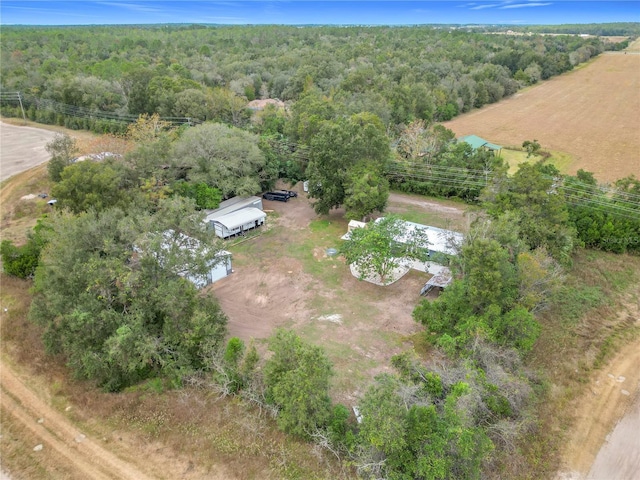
[211, 207, 267, 239]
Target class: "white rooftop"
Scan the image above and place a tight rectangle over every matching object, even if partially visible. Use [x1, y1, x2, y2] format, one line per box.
[203, 196, 262, 223]
[374, 218, 463, 255]
[212, 207, 266, 230]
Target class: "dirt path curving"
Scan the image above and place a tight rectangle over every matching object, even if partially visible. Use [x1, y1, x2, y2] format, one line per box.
[557, 299, 640, 480]
[0, 359, 158, 479]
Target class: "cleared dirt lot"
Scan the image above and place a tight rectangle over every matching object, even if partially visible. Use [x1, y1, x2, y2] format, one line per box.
[444, 45, 640, 183]
[0, 122, 57, 182]
[211, 188, 468, 402]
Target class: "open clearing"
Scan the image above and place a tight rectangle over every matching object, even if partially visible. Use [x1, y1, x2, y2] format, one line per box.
[0, 122, 57, 182]
[212, 188, 469, 403]
[444, 42, 640, 183]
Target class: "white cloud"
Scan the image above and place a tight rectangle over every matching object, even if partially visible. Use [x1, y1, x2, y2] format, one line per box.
[500, 2, 553, 9]
[96, 2, 162, 13]
[470, 4, 501, 10]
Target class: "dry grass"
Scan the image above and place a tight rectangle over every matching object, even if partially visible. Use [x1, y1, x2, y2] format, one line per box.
[511, 250, 640, 478]
[0, 404, 87, 480]
[500, 148, 574, 176]
[443, 47, 640, 183]
[0, 272, 350, 479]
[0, 165, 53, 245]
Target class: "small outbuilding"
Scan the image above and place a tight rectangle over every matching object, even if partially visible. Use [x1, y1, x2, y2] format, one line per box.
[459, 135, 502, 156]
[210, 207, 267, 239]
[204, 196, 263, 223]
[140, 230, 233, 289]
[186, 250, 232, 289]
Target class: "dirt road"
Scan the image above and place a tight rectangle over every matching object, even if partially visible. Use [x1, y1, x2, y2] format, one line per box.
[557, 300, 640, 480]
[1, 358, 158, 480]
[0, 122, 56, 182]
[588, 394, 640, 480]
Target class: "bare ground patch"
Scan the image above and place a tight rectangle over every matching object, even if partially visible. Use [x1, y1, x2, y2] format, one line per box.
[211, 186, 467, 403]
[556, 297, 640, 480]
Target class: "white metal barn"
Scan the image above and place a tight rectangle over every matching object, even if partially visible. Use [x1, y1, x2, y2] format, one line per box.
[211, 207, 267, 239]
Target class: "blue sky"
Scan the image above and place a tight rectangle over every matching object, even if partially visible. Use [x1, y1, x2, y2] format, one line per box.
[1, 1, 639, 25]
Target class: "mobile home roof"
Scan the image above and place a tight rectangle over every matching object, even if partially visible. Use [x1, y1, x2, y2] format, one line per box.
[204, 196, 262, 223]
[213, 207, 266, 230]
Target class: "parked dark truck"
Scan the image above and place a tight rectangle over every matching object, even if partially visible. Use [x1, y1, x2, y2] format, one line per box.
[262, 191, 289, 202]
[276, 189, 298, 198]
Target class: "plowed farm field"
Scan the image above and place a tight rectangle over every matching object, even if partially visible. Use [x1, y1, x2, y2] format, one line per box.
[444, 43, 640, 183]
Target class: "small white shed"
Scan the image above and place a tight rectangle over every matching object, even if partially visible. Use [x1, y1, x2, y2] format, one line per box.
[211, 207, 267, 239]
[185, 250, 232, 288]
[141, 231, 233, 289]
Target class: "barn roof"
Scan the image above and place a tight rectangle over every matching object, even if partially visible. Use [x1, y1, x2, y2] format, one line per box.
[459, 135, 502, 151]
[203, 196, 262, 223]
[213, 207, 266, 230]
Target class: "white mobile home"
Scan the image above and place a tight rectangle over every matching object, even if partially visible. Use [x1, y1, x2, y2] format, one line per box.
[211, 207, 267, 239]
[203, 196, 263, 226]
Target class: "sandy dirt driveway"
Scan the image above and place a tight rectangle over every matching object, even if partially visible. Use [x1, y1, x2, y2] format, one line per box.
[0, 122, 57, 182]
[0, 359, 156, 480]
[557, 298, 640, 480]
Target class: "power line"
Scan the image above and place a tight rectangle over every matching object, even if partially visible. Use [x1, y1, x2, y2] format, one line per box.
[0, 91, 197, 127]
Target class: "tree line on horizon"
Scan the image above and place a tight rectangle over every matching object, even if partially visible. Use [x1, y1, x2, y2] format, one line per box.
[1, 24, 616, 131]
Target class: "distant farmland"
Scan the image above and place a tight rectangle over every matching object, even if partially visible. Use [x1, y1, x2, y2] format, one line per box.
[444, 42, 640, 183]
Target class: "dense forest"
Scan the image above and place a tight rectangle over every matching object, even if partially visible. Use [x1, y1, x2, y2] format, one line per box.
[1, 24, 616, 129]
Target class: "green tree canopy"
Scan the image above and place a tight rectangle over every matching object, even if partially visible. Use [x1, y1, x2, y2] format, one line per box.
[29, 197, 228, 391]
[358, 361, 495, 480]
[51, 159, 133, 214]
[306, 112, 390, 215]
[484, 161, 576, 264]
[340, 215, 431, 285]
[343, 163, 389, 221]
[264, 329, 333, 438]
[46, 133, 78, 182]
[172, 181, 222, 210]
[172, 122, 274, 198]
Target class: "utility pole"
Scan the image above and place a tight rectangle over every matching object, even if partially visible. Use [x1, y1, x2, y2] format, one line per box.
[0, 91, 27, 124]
[17, 92, 27, 125]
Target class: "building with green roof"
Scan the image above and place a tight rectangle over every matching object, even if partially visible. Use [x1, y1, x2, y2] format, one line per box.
[459, 135, 502, 156]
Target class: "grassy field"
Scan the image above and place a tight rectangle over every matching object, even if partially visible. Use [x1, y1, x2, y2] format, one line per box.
[213, 195, 461, 405]
[444, 41, 640, 183]
[500, 147, 574, 175]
